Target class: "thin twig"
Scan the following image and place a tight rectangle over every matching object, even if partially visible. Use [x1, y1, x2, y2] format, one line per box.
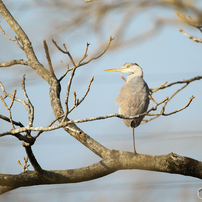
[0, 82, 31, 116]
[43, 40, 57, 79]
[76, 42, 90, 65]
[73, 91, 77, 106]
[120, 75, 127, 82]
[79, 36, 114, 66]
[0, 59, 28, 68]
[14, 36, 24, 50]
[0, 89, 16, 129]
[179, 28, 202, 43]
[22, 75, 34, 127]
[0, 25, 23, 49]
[63, 43, 76, 66]
[59, 65, 69, 82]
[68, 76, 94, 114]
[0, 114, 24, 127]
[63, 65, 77, 120]
[143, 83, 194, 123]
[34, 115, 64, 139]
[52, 39, 76, 66]
[150, 76, 202, 91]
[0, 25, 15, 41]
[164, 95, 195, 116]
[1, 94, 194, 135]
[17, 156, 30, 172]
[177, 13, 202, 31]
[150, 81, 168, 93]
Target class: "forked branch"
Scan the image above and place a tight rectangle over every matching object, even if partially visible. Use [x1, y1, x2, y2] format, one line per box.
[177, 13, 202, 43]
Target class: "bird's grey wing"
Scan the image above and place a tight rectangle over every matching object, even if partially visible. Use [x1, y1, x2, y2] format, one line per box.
[115, 80, 149, 127]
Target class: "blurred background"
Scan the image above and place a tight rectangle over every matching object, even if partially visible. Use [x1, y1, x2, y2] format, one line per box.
[0, 0, 202, 201]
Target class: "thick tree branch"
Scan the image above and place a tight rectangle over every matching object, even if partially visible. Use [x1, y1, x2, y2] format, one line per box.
[1, 151, 202, 194]
[0, 0, 51, 83]
[23, 146, 43, 172]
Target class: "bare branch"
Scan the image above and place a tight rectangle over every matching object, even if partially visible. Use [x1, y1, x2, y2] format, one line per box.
[14, 36, 24, 50]
[0, 25, 15, 41]
[58, 65, 69, 82]
[120, 75, 127, 82]
[177, 13, 202, 31]
[43, 40, 57, 79]
[1, 151, 202, 195]
[80, 36, 114, 66]
[76, 42, 90, 65]
[0, 79, 35, 131]
[22, 75, 34, 127]
[0, 114, 24, 127]
[0, 87, 195, 136]
[179, 28, 202, 43]
[34, 115, 64, 139]
[63, 65, 77, 119]
[17, 157, 30, 172]
[0, 59, 28, 68]
[164, 95, 195, 116]
[0, 81, 32, 118]
[0, 89, 16, 129]
[52, 39, 76, 66]
[63, 43, 76, 66]
[0, 1, 51, 83]
[23, 145, 43, 172]
[150, 76, 202, 92]
[84, 0, 98, 2]
[0, 25, 23, 49]
[143, 83, 195, 124]
[73, 91, 77, 106]
[68, 76, 94, 113]
[150, 81, 168, 94]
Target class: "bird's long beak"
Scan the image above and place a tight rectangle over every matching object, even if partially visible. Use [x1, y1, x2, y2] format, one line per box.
[104, 67, 123, 72]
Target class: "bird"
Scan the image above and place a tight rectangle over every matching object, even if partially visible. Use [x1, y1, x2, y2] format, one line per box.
[105, 63, 150, 154]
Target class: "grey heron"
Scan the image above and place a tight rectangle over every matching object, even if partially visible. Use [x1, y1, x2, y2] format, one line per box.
[105, 63, 150, 154]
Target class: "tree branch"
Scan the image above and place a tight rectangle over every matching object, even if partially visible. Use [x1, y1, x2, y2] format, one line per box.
[23, 145, 43, 172]
[0, 59, 28, 67]
[68, 76, 94, 114]
[0, 114, 24, 127]
[1, 151, 202, 194]
[150, 76, 202, 92]
[21, 75, 34, 127]
[0, 0, 51, 83]
[43, 40, 57, 79]
[179, 28, 202, 43]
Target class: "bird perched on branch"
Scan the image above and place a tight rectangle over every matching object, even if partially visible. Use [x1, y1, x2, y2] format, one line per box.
[105, 63, 150, 154]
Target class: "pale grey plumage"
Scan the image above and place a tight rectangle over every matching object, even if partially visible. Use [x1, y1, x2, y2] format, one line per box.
[115, 74, 150, 128]
[105, 63, 150, 154]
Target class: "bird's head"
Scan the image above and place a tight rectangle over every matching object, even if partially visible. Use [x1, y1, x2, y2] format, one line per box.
[105, 63, 143, 77]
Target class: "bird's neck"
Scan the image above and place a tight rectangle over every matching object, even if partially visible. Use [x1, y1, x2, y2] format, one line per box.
[127, 73, 143, 82]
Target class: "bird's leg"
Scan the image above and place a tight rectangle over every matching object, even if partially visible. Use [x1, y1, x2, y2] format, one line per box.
[132, 128, 136, 154]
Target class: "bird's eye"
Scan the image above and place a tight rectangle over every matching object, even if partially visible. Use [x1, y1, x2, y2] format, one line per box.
[127, 65, 130, 68]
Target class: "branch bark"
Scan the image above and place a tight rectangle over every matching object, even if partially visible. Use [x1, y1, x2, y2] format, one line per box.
[1, 151, 202, 194]
[0, 0, 51, 83]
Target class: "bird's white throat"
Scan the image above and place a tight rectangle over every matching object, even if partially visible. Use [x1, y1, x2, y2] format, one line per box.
[127, 70, 143, 82]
